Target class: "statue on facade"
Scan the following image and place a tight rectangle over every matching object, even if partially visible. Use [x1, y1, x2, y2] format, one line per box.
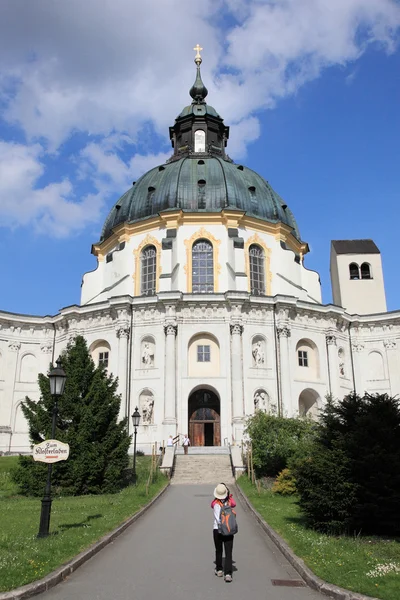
[142, 395, 154, 425]
[252, 341, 265, 367]
[141, 342, 154, 367]
[254, 390, 268, 412]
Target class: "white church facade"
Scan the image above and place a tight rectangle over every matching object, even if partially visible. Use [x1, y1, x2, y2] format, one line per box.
[1, 55, 399, 454]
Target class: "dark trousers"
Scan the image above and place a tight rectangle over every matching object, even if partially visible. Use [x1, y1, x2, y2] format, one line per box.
[213, 529, 234, 575]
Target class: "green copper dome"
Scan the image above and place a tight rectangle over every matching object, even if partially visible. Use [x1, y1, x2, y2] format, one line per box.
[100, 55, 301, 243]
[101, 156, 300, 242]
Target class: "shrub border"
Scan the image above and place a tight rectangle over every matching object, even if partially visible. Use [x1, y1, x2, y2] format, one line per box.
[0, 483, 169, 600]
[235, 483, 379, 600]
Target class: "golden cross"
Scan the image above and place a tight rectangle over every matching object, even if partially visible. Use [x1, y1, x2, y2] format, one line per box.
[193, 44, 203, 62]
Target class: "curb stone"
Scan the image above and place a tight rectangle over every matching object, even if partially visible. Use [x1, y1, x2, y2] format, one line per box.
[0, 483, 170, 600]
[235, 484, 380, 600]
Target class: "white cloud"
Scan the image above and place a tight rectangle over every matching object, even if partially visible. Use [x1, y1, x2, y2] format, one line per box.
[0, 0, 399, 236]
[0, 141, 103, 237]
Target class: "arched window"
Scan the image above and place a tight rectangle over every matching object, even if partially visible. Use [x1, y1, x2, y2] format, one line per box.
[141, 245, 157, 296]
[192, 239, 213, 293]
[249, 244, 265, 295]
[349, 263, 360, 280]
[361, 263, 372, 279]
[194, 130, 206, 153]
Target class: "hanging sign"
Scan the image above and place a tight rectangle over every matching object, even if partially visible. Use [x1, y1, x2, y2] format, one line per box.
[33, 440, 70, 463]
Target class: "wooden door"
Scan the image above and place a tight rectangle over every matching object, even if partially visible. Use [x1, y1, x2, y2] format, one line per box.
[213, 421, 221, 446]
[191, 422, 204, 447]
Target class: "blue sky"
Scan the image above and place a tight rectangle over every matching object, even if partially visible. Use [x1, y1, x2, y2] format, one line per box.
[0, 0, 399, 315]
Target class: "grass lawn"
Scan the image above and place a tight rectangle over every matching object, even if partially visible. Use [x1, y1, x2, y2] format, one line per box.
[238, 477, 400, 600]
[0, 455, 168, 592]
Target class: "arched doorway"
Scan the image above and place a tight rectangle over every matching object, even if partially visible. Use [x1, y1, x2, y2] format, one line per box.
[188, 388, 220, 447]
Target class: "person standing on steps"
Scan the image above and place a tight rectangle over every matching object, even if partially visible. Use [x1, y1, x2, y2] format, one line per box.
[212, 483, 236, 582]
[167, 435, 174, 447]
[182, 434, 190, 454]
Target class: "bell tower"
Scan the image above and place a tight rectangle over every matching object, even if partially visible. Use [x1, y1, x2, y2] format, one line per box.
[330, 239, 387, 315]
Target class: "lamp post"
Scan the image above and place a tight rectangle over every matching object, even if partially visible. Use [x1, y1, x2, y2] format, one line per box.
[38, 358, 67, 538]
[131, 407, 141, 484]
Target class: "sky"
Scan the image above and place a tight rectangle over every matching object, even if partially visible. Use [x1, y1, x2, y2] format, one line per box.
[0, 0, 399, 315]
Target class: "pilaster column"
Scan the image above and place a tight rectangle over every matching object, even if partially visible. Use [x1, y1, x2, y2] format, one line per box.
[230, 323, 244, 422]
[116, 325, 130, 420]
[5, 342, 21, 428]
[351, 342, 365, 394]
[164, 323, 177, 423]
[326, 333, 340, 399]
[384, 340, 399, 396]
[277, 326, 292, 416]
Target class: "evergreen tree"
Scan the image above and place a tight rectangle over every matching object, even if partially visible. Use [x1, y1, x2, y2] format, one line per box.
[294, 392, 400, 535]
[13, 336, 131, 496]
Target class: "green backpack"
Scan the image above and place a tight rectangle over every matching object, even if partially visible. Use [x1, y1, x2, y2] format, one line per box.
[218, 501, 238, 536]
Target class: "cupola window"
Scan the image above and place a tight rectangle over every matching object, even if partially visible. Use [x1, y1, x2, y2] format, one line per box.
[249, 244, 265, 295]
[192, 239, 213, 293]
[349, 263, 360, 280]
[141, 245, 157, 296]
[361, 263, 372, 279]
[194, 130, 206, 153]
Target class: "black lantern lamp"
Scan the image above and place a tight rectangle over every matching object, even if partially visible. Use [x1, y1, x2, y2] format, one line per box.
[49, 358, 67, 398]
[38, 357, 67, 538]
[131, 407, 141, 484]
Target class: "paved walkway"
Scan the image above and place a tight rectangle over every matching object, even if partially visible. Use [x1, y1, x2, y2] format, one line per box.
[38, 485, 326, 600]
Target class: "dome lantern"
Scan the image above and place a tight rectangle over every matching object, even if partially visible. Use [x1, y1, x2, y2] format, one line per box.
[169, 46, 230, 161]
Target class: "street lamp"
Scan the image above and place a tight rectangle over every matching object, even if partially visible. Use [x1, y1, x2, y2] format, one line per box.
[131, 407, 141, 484]
[38, 358, 67, 538]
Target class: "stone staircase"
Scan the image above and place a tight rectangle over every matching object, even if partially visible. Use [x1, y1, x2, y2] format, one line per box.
[172, 450, 234, 485]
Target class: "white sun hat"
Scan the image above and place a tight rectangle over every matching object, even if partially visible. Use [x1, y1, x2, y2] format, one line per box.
[213, 483, 228, 500]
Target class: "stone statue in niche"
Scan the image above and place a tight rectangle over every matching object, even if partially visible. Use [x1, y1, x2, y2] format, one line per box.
[254, 390, 268, 412]
[252, 340, 265, 367]
[338, 348, 345, 378]
[141, 393, 154, 425]
[141, 341, 154, 367]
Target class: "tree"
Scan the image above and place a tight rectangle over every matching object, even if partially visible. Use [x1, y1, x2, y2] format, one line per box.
[294, 393, 400, 535]
[245, 411, 317, 477]
[13, 336, 131, 496]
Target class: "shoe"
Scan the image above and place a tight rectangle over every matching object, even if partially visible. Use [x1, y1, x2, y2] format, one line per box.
[215, 569, 223, 577]
[224, 574, 232, 582]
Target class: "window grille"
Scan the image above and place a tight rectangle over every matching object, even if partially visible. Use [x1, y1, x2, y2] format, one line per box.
[249, 244, 265, 295]
[192, 240, 214, 293]
[298, 350, 308, 367]
[197, 345, 211, 362]
[360, 263, 372, 279]
[349, 263, 360, 280]
[141, 245, 157, 295]
[99, 351, 109, 368]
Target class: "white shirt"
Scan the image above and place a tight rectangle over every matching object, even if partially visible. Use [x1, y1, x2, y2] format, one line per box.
[183, 436, 190, 446]
[167, 438, 173, 446]
[213, 502, 222, 530]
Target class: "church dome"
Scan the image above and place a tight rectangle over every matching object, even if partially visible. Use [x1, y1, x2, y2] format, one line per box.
[101, 156, 300, 242]
[100, 51, 301, 243]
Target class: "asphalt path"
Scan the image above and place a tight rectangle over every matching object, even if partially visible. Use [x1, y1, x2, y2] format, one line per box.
[37, 484, 326, 600]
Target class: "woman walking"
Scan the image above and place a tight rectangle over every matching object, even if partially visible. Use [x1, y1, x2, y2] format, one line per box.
[211, 483, 236, 582]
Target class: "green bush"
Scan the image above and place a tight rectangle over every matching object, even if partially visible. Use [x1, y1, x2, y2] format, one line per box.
[272, 468, 297, 495]
[12, 336, 131, 496]
[245, 411, 316, 477]
[293, 393, 400, 535]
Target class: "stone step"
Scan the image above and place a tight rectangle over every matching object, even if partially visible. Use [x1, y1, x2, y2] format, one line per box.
[175, 446, 229, 455]
[172, 454, 234, 485]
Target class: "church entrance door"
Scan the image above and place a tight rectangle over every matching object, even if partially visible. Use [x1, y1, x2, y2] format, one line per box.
[188, 388, 220, 447]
